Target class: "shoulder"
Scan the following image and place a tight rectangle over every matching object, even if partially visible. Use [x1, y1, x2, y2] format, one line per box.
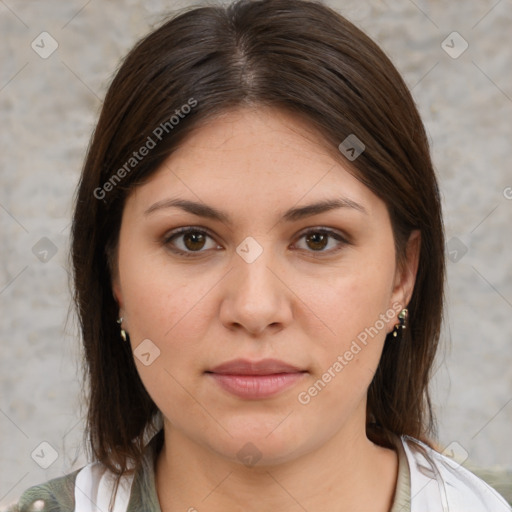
[401, 435, 512, 511]
[2, 461, 138, 512]
[1, 468, 81, 512]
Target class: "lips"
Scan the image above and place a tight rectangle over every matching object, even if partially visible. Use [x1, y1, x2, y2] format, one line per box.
[206, 358, 307, 399]
[208, 358, 305, 375]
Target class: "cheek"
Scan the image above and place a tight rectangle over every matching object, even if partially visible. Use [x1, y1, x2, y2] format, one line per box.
[118, 240, 205, 340]
[298, 252, 396, 400]
[307, 259, 395, 347]
[121, 262, 214, 424]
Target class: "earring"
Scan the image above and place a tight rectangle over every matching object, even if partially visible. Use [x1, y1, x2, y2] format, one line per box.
[392, 308, 408, 339]
[117, 317, 127, 342]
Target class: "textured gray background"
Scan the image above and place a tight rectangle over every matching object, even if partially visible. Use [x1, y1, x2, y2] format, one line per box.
[1, 0, 511, 508]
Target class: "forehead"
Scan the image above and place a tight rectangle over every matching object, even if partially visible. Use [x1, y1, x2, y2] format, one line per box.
[125, 107, 382, 220]
[170, 106, 338, 169]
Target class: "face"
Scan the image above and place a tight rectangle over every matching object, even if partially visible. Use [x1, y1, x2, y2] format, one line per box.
[112, 107, 419, 465]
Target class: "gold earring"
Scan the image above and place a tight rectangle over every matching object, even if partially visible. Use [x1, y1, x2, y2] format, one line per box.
[392, 308, 408, 339]
[117, 317, 127, 342]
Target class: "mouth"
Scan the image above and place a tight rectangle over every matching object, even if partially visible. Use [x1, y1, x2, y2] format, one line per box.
[205, 358, 308, 399]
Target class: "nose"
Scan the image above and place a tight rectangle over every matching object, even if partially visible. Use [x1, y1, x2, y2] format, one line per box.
[219, 238, 293, 336]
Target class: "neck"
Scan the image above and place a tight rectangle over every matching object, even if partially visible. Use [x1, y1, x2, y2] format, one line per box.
[155, 419, 398, 512]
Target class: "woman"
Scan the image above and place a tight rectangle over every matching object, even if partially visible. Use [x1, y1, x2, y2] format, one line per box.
[6, 0, 511, 511]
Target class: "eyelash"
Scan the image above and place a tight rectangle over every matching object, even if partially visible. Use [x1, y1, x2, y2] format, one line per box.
[162, 226, 350, 258]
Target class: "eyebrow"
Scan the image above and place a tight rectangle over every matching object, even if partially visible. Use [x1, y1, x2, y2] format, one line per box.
[144, 196, 367, 223]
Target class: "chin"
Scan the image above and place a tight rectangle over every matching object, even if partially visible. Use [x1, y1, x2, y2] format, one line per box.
[205, 417, 311, 467]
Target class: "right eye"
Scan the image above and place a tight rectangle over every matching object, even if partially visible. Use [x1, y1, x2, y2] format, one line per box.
[163, 227, 221, 257]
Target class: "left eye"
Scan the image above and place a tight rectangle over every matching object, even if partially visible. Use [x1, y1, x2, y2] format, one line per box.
[294, 228, 348, 254]
[163, 227, 348, 257]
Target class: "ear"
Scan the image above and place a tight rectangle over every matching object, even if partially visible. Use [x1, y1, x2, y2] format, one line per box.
[111, 268, 124, 310]
[391, 229, 421, 310]
[108, 242, 124, 309]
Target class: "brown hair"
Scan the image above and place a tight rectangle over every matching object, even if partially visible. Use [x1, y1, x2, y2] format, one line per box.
[71, 0, 444, 492]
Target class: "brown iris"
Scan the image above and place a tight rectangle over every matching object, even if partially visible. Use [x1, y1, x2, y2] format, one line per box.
[305, 232, 329, 251]
[183, 232, 207, 251]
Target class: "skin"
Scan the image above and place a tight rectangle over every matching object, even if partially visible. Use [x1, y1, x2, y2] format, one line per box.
[112, 107, 420, 512]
